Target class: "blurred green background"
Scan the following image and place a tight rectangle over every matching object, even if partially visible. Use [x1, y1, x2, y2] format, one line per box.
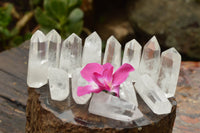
[0, 0, 200, 61]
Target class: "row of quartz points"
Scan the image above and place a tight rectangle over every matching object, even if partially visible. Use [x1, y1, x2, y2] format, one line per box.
[27, 29, 181, 121]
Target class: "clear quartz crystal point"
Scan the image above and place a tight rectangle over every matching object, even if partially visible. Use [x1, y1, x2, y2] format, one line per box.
[72, 68, 92, 104]
[48, 68, 69, 101]
[122, 39, 142, 82]
[27, 30, 48, 88]
[157, 47, 181, 98]
[46, 29, 61, 68]
[60, 33, 82, 77]
[82, 32, 102, 66]
[89, 92, 143, 121]
[120, 81, 138, 107]
[103, 36, 121, 70]
[135, 74, 172, 115]
[139, 36, 160, 81]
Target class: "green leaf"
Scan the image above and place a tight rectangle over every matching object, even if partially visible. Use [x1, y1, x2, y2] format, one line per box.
[68, 0, 81, 8]
[68, 8, 83, 23]
[68, 20, 83, 34]
[44, 0, 68, 21]
[35, 7, 57, 29]
[0, 3, 13, 27]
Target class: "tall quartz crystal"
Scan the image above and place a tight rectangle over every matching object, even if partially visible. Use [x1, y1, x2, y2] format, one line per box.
[48, 68, 69, 101]
[135, 74, 172, 115]
[103, 36, 121, 70]
[122, 39, 141, 82]
[89, 92, 143, 121]
[46, 29, 61, 68]
[139, 36, 160, 81]
[60, 33, 82, 77]
[27, 30, 48, 88]
[82, 32, 102, 66]
[157, 48, 181, 98]
[72, 68, 92, 104]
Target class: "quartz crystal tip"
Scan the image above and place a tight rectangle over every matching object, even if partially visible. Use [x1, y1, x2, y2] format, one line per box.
[145, 36, 160, 51]
[31, 30, 46, 43]
[82, 31, 102, 66]
[46, 29, 61, 43]
[107, 35, 121, 47]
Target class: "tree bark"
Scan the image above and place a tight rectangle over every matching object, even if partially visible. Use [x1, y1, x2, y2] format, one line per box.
[26, 84, 176, 133]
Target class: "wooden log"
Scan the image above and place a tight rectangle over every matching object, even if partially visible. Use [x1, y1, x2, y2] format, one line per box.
[26, 84, 176, 133]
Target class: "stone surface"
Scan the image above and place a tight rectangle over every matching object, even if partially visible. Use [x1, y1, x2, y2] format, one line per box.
[120, 81, 138, 107]
[89, 92, 143, 122]
[27, 30, 48, 88]
[59, 33, 82, 77]
[128, 0, 200, 60]
[103, 36, 121, 70]
[48, 68, 69, 101]
[139, 36, 160, 81]
[135, 74, 172, 115]
[157, 48, 181, 98]
[82, 31, 102, 66]
[123, 39, 141, 82]
[71, 68, 92, 104]
[46, 29, 61, 68]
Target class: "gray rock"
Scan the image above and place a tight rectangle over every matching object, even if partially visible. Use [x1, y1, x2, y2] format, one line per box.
[128, 0, 200, 59]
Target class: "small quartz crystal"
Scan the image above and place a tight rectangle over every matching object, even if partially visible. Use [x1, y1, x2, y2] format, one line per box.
[48, 68, 69, 101]
[139, 36, 160, 81]
[82, 31, 102, 67]
[157, 48, 181, 98]
[135, 74, 172, 115]
[72, 68, 92, 104]
[27, 30, 48, 88]
[46, 29, 61, 68]
[60, 33, 82, 77]
[89, 92, 143, 121]
[123, 39, 141, 82]
[103, 36, 121, 71]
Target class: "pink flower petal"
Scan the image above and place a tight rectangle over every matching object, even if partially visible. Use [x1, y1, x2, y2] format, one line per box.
[81, 63, 103, 82]
[102, 66, 113, 83]
[103, 63, 113, 70]
[92, 72, 104, 88]
[112, 63, 134, 86]
[77, 85, 103, 96]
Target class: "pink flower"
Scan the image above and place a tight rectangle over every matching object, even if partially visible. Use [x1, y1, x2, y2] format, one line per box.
[77, 63, 134, 97]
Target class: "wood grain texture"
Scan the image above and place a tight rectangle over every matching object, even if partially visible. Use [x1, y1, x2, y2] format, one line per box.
[0, 41, 29, 133]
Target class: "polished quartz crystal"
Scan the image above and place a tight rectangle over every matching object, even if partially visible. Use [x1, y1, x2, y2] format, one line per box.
[46, 29, 61, 68]
[139, 36, 160, 81]
[72, 68, 92, 104]
[120, 81, 138, 107]
[82, 32, 102, 66]
[60, 33, 82, 77]
[48, 68, 69, 101]
[135, 74, 172, 115]
[89, 92, 143, 121]
[157, 48, 181, 98]
[122, 39, 141, 82]
[103, 36, 121, 70]
[27, 30, 48, 88]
